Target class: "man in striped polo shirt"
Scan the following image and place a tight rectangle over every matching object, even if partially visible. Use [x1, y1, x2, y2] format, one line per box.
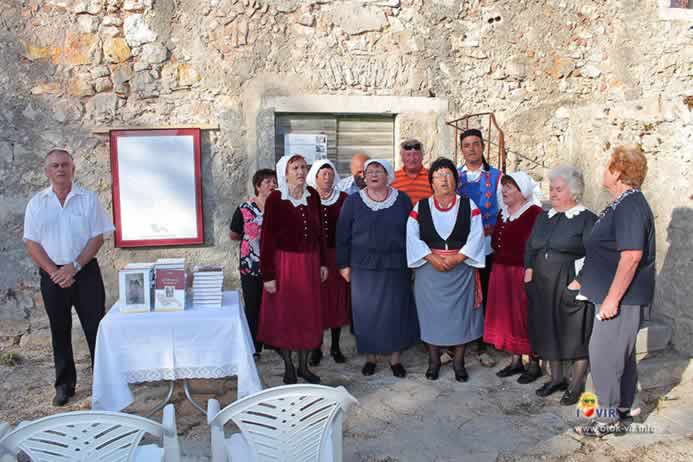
[392, 138, 433, 206]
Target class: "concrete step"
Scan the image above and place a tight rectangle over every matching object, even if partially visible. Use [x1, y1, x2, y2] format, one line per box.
[636, 319, 672, 356]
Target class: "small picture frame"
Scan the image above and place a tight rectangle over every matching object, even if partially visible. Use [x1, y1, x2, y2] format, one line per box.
[119, 269, 152, 313]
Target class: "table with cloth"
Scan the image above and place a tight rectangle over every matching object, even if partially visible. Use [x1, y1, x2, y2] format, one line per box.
[92, 290, 263, 412]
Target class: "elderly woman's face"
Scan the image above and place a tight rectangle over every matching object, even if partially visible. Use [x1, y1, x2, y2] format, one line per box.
[602, 161, 619, 190]
[257, 176, 277, 197]
[431, 168, 456, 197]
[502, 181, 525, 209]
[549, 177, 577, 211]
[286, 157, 308, 186]
[365, 163, 388, 189]
[316, 166, 335, 191]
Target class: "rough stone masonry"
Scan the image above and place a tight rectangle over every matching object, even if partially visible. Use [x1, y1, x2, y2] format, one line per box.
[0, 1, 691, 357]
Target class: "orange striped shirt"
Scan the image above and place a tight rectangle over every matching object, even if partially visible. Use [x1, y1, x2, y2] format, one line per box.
[392, 167, 433, 206]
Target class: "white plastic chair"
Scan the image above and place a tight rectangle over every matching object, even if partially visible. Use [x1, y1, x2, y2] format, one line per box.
[0, 404, 181, 462]
[207, 385, 358, 462]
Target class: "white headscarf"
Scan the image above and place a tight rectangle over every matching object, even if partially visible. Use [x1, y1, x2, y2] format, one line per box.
[306, 159, 341, 205]
[500, 171, 543, 221]
[364, 159, 395, 185]
[276, 154, 310, 207]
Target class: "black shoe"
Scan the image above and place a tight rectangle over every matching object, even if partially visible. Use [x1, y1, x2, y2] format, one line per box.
[517, 361, 543, 384]
[496, 363, 525, 378]
[390, 362, 406, 378]
[560, 387, 583, 406]
[283, 368, 298, 385]
[330, 348, 346, 363]
[453, 363, 468, 382]
[536, 380, 568, 397]
[361, 361, 376, 376]
[52, 386, 74, 407]
[425, 363, 441, 381]
[309, 349, 323, 367]
[297, 369, 321, 384]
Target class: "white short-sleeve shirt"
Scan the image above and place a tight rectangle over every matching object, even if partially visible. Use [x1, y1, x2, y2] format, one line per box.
[23, 183, 115, 265]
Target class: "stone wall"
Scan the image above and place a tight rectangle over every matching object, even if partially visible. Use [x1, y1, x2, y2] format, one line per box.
[1, 0, 691, 354]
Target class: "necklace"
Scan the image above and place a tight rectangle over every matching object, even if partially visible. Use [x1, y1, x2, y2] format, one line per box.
[596, 188, 639, 224]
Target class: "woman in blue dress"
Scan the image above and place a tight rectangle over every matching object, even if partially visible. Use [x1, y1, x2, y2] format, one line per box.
[336, 159, 420, 378]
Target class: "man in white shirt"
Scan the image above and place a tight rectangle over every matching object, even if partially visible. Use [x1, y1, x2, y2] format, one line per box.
[23, 149, 115, 406]
[337, 152, 369, 195]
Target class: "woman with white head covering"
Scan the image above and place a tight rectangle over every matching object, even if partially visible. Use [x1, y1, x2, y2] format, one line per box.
[525, 165, 597, 405]
[407, 157, 487, 382]
[336, 159, 420, 378]
[483, 171, 544, 383]
[258, 154, 328, 384]
[305, 159, 350, 366]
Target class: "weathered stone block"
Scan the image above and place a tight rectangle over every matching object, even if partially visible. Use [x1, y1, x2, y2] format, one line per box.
[19, 41, 61, 61]
[123, 0, 152, 11]
[140, 42, 167, 64]
[124, 14, 157, 47]
[177, 64, 200, 87]
[94, 76, 114, 92]
[328, 2, 387, 35]
[62, 32, 101, 65]
[52, 100, 84, 123]
[131, 71, 159, 98]
[85, 93, 118, 120]
[31, 82, 62, 95]
[103, 37, 131, 63]
[77, 14, 100, 33]
[111, 63, 133, 84]
[68, 78, 96, 97]
[73, 0, 105, 15]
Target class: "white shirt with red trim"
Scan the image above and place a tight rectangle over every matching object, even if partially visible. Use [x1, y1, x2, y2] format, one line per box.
[406, 195, 486, 269]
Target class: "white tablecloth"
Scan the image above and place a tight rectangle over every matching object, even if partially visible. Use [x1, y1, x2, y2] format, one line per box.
[92, 291, 263, 411]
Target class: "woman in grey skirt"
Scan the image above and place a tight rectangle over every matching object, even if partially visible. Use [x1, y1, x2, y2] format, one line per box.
[407, 157, 486, 382]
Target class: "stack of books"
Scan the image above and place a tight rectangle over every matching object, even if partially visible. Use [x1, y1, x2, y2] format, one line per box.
[154, 258, 186, 312]
[192, 265, 224, 308]
[119, 262, 154, 313]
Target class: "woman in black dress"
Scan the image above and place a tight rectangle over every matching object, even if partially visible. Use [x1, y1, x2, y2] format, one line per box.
[525, 166, 597, 405]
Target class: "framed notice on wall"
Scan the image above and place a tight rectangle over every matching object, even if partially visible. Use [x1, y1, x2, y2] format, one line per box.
[110, 129, 204, 248]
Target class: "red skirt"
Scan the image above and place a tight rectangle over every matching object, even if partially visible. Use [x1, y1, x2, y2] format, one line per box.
[258, 250, 323, 350]
[321, 248, 351, 329]
[484, 263, 532, 355]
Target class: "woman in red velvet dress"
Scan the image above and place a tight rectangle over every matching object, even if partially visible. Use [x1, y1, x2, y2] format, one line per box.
[306, 159, 351, 366]
[258, 154, 328, 384]
[484, 172, 543, 383]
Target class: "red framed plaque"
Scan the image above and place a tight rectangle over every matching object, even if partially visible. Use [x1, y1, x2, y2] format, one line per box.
[110, 129, 204, 248]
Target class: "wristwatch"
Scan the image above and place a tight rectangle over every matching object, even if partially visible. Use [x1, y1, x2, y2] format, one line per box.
[72, 260, 82, 272]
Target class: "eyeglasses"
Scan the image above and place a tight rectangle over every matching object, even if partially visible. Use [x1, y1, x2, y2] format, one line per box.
[402, 143, 422, 151]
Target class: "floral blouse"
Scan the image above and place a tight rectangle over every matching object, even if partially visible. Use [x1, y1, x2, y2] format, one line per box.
[230, 199, 264, 277]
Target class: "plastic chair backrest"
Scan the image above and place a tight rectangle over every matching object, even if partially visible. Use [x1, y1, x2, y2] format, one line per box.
[210, 385, 357, 462]
[0, 411, 167, 462]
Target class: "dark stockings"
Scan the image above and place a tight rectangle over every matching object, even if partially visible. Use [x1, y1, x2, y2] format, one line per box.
[297, 350, 320, 383]
[279, 349, 296, 383]
[509, 354, 523, 368]
[548, 360, 563, 385]
[427, 345, 441, 369]
[453, 345, 466, 370]
[569, 359, 589, 392]
[330, 328, 342, 352]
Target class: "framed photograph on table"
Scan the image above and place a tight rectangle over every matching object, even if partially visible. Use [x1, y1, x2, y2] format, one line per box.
[110, 128, 204, 247]
[119, 268, 152, 313]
